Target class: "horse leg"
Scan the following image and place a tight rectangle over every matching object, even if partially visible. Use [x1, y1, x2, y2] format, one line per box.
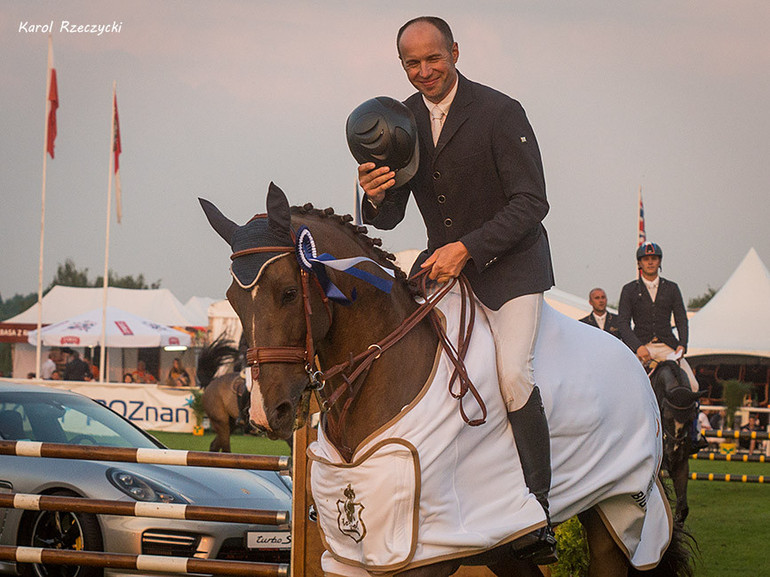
[206, 416, 232, 452]
[578, 507, 628, 577]
[669, 459, 690, 524]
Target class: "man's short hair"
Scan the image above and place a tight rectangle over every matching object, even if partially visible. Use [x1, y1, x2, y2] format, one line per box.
[588, 288, 605, 298]
[397, 16, 454, 56]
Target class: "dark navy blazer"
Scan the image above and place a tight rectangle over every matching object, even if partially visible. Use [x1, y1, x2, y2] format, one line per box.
[363, 73, 554, 310]
[617, 277, 689, 353]
[579, 312, 623, 339]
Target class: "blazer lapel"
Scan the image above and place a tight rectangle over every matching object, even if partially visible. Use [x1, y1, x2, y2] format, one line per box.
[638, 278, 653, 304]
[412, 103, 433, 161]
[434, 73, 473, 160]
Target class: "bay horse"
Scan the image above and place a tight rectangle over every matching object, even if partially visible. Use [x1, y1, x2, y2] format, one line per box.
[201, 183, 694, 577]
[196, 335, 250, 453]
[648, 360, 704, 524]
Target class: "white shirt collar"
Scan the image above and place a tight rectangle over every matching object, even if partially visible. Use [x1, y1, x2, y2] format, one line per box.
[642, 276, 660, 291]
[422, 76, 459, 116]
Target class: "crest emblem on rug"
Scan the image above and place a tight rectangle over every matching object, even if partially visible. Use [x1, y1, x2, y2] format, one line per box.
[336, 483, 366, 543]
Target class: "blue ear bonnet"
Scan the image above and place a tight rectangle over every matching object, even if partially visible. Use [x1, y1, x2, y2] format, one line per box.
[229, 216, 292, 289]
[229, 219, 395, 303]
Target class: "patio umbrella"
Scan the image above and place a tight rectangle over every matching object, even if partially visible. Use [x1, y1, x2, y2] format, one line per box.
[26, 306, 192, 349]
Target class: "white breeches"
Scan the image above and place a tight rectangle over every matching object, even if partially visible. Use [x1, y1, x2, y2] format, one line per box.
[646, 342, 699, 392]
[479, 293, 543, 412]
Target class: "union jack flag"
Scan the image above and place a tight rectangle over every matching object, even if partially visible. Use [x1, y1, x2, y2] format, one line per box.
[637, 188, 646, 247]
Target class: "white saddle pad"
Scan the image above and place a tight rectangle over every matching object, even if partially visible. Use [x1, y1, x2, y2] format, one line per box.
[309, 288, 671, 575]
[308, 289, 545, 574]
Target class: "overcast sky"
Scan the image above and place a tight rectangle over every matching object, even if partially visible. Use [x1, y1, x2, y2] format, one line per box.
[2, 1, 768, 307]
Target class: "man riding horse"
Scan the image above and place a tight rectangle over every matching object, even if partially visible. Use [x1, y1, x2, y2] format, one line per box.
[352, 16, 556, 564]
[618, 241, 708, 454]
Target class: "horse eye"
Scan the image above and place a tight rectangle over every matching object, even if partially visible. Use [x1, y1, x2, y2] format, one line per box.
[281, 287, 299, 304]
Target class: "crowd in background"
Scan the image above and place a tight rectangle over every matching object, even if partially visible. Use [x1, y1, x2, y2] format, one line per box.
[30, 347, 191, 388]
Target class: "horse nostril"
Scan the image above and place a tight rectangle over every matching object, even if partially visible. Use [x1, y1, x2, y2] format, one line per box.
[275, 402, 293, 423]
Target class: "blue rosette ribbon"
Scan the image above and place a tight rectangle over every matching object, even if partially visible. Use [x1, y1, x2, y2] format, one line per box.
[295, 226, 395, 304]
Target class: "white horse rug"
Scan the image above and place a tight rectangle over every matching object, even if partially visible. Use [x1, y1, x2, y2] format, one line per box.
[308, 288, 671, 576]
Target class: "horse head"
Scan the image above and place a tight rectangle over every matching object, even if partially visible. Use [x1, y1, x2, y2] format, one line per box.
[200, 183, 334, 439]
[650, 360, 705, 461]
[200, 183, 415, 445]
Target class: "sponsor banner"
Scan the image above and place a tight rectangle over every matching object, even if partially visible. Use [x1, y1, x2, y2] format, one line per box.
[0, 324, 39, 343]
[44, 382, 195, 433]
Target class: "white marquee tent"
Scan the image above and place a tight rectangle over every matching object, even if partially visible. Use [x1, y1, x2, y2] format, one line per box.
[1, 286, 212, 380]
[5, 286, 197, 327]
[208, 299, 242, 344]
[184, 296, 217, 328]
[687, 248, 770, 359]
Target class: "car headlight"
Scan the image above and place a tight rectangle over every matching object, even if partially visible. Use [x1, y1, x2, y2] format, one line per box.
[107, 468, 190, 504]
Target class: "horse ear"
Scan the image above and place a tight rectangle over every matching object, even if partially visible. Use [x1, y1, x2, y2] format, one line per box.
[266, 182, 292, 240]
[199, 198, 238, 244]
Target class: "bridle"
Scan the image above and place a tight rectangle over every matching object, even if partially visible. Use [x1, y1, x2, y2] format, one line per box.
[232, 221, 487, 441]
[650, 361, 697, 454]
[233, 242, 329, 391]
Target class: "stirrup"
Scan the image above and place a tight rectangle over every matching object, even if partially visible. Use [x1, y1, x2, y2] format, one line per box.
[513, 525, 558, 565]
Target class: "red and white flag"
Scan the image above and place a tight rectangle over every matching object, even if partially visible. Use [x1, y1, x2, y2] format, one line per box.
[112, 88, 122, 223]
[637, 187, 646, 247]
[46, 37, 58, 158]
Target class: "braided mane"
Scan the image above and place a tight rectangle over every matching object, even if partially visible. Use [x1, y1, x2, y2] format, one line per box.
[290, 203, 417, 294]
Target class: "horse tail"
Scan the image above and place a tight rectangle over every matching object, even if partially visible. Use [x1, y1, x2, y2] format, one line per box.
[197, 335, 240, 388]
[629, 483, 698, 577]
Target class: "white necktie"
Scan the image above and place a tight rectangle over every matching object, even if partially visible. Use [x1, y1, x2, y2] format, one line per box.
[430, 106, 445, 145]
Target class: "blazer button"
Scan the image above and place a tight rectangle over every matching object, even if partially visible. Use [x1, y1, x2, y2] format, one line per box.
[444, 218, 453, 227]
[437, 194, 446, 204]
[433, 171, 441, 180]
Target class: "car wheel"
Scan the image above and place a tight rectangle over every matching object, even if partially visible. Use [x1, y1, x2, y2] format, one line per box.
[18, 490, 104, 577]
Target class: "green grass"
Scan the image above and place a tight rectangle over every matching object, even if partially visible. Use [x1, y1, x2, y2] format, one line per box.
[684, 458, 770, 577]
[148, 430, 291, 456]
[152, 431, 770, 576]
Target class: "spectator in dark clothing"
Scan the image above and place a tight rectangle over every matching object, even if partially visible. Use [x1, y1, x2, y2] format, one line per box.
[63, 350, 90, 381]
[709, 409, 726, 430]
[579, 288, 622, 339]
[740, 414, 763, 455]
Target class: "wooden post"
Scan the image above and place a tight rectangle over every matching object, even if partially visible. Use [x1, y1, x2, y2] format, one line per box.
[290, 407, 324, 576]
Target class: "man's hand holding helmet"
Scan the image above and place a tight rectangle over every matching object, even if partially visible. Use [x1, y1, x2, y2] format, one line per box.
[357, 163, 395, 208]
[346, 96, 419, 209]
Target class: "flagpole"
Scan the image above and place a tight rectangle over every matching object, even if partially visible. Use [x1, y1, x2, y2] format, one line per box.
[35, 35, 54, 379]
[635, 184, 647, 278]
[99, 82, 117, 382]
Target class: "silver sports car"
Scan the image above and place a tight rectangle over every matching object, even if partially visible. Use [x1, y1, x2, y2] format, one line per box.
[0, 382, 292, 577]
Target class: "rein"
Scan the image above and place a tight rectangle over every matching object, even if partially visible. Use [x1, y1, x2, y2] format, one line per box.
[237, 232, 487, 443]
[239, 245, 330, 386]
[317, 270, 487, 428]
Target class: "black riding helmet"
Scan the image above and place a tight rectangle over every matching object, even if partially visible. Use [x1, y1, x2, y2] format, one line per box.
[346, 96, 419, 188]
[636, 242, 663, 261]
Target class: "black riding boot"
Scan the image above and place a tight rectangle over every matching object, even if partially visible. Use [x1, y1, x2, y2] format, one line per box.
[509, 386, 558, 565]
[690, 413, 710, 454]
